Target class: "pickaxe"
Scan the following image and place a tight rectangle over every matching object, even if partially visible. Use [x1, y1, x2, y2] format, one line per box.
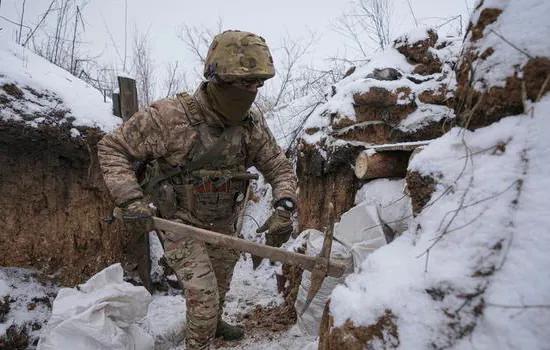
[151, 204, 345, 315]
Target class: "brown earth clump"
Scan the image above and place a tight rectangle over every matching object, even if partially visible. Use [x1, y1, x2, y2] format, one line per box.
[406, 170, 437, 216]
[394, 29, 442, 75]
[350, 86, 417, 127]
[418, 84, 453, 106]
[319, 306, 400, 350]
[468, 8, 503, 41]
[241, 248, 305, 334]
[456, 56, 550, 130]
[0, 119, 132, 286]
[2, 83, 24, 99]
[455, 3, 550, 130]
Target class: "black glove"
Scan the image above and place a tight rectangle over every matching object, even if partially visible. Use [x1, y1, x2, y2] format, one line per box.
[256, 208, 293, 248]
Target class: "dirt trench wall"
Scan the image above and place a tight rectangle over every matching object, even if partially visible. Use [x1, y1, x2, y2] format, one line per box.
[0, 121, 131, 286]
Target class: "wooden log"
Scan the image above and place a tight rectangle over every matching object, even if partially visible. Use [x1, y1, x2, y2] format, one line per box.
[354, 150, 411, 180]
[153, 217, 347, 278]
[117, 76, 138, 122]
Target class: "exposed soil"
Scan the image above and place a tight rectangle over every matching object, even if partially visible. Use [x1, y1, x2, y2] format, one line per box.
[0, 119, 132, 286]
[455, 3, 550, 130]
[468, 8, 502, 41]
[406, 170, 437, 216]
[319, 307, 399, 350]
[455, 56, 550, 130]
[213, 248, 306, 349]
[240, 255, 304, 332]
[394, 29, 442, 75]
[418, 84, 453, 106]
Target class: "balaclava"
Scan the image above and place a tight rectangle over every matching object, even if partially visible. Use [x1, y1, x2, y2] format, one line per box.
[207, 82, 257, 124]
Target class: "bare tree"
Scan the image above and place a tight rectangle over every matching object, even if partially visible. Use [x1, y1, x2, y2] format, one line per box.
[22, 0, 56, 47]
[175, 22, 341, 116]
[334, 0, 394, 55]
[176, 18, 224, 80]
[29, 0, 92, 75]
[79, 63, 118, 101]
[17, 0, 26, 44]
[163, 61, 188, 97]
[132, 29, 156, 108]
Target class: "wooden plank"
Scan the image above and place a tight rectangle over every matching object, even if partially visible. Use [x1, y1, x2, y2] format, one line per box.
[152, 217, 347, 278]
[117, 76, 138, 122]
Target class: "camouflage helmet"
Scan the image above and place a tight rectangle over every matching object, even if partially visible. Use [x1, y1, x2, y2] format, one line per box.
[203, 30, 276, 82]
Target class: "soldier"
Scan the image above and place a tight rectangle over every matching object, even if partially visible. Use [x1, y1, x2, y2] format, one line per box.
[97, 30, 298, 349]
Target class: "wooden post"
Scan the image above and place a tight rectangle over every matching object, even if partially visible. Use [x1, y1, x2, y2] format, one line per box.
[112, 92, 121, 117]
[354, 150, 411, 180]
[117, 76, 138, 122]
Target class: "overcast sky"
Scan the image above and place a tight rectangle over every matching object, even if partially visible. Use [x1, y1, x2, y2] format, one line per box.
[1, 0, 474, 93]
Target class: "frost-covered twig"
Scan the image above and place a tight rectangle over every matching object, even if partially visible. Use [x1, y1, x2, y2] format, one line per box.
[418, 139, 474, 264]
[457, 139, 510, 159]
[486, 303, 550, 309]
[535, 74, 550, 103]
[487, 29, 533, 59]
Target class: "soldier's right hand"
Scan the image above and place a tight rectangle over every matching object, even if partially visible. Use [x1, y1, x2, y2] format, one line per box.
[115, 198, 156, 222]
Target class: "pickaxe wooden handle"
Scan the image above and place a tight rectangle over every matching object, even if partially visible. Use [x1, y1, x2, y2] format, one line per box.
[152, 216, 347, 278]
[299, 203, 337, 316]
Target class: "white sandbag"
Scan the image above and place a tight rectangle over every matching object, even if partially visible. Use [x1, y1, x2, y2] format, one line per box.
[334, 202, 388, 269]
[37, 263, 154, 350]
[295, 180, 413, 336]
[295, 229, 354, 336]
[354, 178, 413, 235]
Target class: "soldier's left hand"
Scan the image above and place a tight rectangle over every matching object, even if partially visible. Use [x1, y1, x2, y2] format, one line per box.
[257, 207, 293, 248]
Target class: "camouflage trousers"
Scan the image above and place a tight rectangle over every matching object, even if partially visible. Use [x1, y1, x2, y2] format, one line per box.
[163, 220, 240, 350]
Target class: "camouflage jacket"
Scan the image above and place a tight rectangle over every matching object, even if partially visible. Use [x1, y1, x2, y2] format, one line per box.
[97, 82, 297, 207]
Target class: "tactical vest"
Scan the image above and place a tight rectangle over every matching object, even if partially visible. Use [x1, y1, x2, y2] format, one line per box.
[149, 92, 249, 227]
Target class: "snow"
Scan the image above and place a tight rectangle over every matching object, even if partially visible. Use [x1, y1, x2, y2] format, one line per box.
[466, 0, 550, 89]
[0, 35, 121, 132]
[142, 295, 186, 348]
[148, 232, 165, 284]
[0, 267, 58, 343]
[397, 27, 432, 44]
[329, 96, 550, 349]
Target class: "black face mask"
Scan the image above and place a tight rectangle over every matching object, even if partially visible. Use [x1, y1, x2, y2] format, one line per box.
[207, 82, 257, 124]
